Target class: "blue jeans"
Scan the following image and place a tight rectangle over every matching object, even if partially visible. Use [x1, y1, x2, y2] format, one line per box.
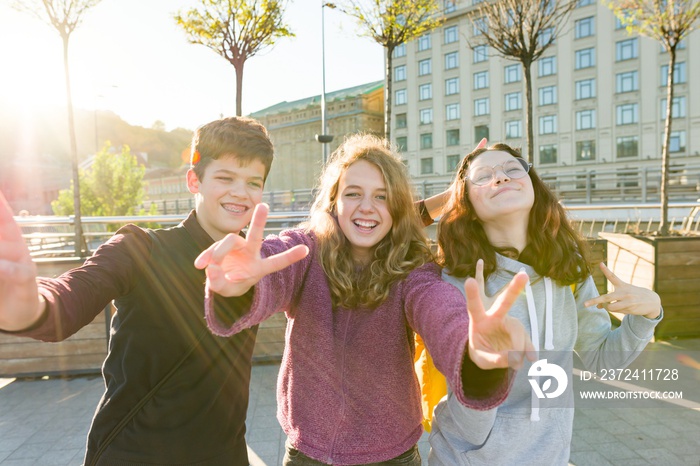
[282, 440, 421, 466]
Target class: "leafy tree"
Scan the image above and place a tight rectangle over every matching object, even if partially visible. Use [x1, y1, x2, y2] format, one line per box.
[175, 0, 294, 116]
[12, 0, 104, 256]
[339, 0, 443, 141]
[608, 0, 700, 235]
[469, 0, 576, 162]
[52, 143, 151, 230]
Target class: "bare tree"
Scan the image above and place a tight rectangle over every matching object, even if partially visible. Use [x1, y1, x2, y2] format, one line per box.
[469, 0, 576, 162]
[12, 0, 104, 256]
[608, 0, 700, 235]
[338, 0, 443, 141]
[175, 0, 294, 117]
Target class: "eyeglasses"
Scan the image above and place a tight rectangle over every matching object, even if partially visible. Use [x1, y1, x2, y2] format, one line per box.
[465, 158, 532, 186]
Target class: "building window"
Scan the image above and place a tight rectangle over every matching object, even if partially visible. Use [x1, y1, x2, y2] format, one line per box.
[473, 71, 489, 90]
[393, 43, 406, 58]
[395, 136, 408, 152]
[473, 45, 488, 63]
[394, 65, 406, 82]
[445, 77, 459, 95]
[538, 85, 557, 106]
[538, 27, 554, 47]
[575, 47, 595, 69]
[616, 103, 638, 125]
[576, 109, 596, 130]
[474, 97, 490, 116]
[661, 62, 687, 85]
[419, 58, 432, 76]
[473, 16, 488, 35]
[576, 140, 596, 161]
[660, 96, 686, 119]
[539, 115, 557, 134]
[419, 83, 433, 101]
[474, 125, 489, 142]
[446, 129, 460, 146]
[395, 113, 407, 129]
[445, 51, 459, 70]
[446, 103, 461, 120]
[578, 0, 593, 6]
[616, 38, 638, 61]
[419, 108, 433, 125]
[617, 136, 638, 158]
[575, 79, 595, 100]
[420, 134, 433, 150]
[444, 0, 456, 13]
[418, 33, 431, 51]
[504, 64, 521, 83]
[575, 16, 595, 39]
[395, 89, 407, 105]
[539, 145, 557, 164]
[505, 120, 522, 139]
[421, 157, 433, 174]
[444, 25, 458, 44]
[668, 131, 686, 153]
[505, 91, 522, 111]
[616, 71, 638, 93]
[538, 56, 557, 77]
[446, 154, 460, 171]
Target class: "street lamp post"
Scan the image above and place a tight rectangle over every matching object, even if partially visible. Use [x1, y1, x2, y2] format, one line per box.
[315, 2, 335, 164]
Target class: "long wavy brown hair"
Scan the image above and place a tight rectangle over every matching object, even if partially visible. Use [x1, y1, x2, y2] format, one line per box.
[437, 143, 591, 285]
[304, 134, 433, 309]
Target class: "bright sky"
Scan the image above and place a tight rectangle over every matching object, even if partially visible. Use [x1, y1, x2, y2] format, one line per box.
[0, 0, 384, 132]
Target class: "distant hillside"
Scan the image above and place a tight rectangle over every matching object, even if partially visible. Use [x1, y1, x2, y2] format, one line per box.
[0, 101, 192, 170]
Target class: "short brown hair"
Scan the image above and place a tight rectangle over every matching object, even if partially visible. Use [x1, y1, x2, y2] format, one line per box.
[190, 116, 274, 181]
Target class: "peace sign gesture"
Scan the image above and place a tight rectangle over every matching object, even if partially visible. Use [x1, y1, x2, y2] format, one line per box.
[583, 262, 661, 320]
[465, 270, 536, 370]
[194, 203, 309, 297]
[0, 191, 44, 331]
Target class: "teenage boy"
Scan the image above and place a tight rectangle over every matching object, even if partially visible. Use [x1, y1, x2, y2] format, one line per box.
[0, 117, 274, 466]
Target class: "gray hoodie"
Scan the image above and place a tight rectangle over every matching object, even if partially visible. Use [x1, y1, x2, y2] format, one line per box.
[429, 253, 661, 466]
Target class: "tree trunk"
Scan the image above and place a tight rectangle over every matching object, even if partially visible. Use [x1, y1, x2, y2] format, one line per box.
[62, 33, 86, 257]
[522, 61, 534, 163]
[384, 46, 393, 141]
[659, 47, 676, 236]
[234, 59, 245, 117]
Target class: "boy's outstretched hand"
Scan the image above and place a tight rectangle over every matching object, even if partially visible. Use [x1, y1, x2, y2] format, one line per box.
[583, 262, 661, 320]
[465, 271, 536, 370]
[194, 203, 309, 297]
[0, 191, 44, 331]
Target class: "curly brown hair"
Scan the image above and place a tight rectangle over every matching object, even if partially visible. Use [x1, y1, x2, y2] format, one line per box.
[437, 143, 591, 285]
[304, 134, 433, 309]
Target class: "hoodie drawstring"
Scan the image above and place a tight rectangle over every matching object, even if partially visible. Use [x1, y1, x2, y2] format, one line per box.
[522, 269, 554, 422]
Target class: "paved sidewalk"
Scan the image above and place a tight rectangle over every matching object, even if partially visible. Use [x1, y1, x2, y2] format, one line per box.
[1, 339, 699, 465]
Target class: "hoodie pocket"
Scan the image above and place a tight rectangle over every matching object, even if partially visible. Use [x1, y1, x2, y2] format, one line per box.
[459, 411, 571, 466]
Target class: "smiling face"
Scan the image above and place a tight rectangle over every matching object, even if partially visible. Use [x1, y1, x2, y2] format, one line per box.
[187, 155, 265, 241]
[335, 159, 393, 263]
[466, 150, 535, 225]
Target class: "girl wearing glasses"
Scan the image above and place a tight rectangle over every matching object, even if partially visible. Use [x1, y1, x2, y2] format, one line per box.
[428, 143, 662, 465]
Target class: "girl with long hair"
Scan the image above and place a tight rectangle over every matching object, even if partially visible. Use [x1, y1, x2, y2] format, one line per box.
[429, 143, 662, 465]
[194, 135, 534, 465]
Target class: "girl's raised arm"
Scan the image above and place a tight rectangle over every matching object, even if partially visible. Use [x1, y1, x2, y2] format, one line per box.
[194, 203, 309, 297]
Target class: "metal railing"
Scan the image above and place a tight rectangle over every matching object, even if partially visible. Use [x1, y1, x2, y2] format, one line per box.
[15, 201, 699, 258]
[139, 163, 700, 215]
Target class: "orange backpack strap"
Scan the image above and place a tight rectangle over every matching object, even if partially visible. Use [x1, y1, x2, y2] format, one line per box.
[414, 333, 448, 432]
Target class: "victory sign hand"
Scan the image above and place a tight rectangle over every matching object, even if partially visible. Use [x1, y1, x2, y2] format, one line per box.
[0, 191, 43, 331]
[583, 262, 661, 320]
[466, 270, 536, 370]
[194, 203, 309, 297]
